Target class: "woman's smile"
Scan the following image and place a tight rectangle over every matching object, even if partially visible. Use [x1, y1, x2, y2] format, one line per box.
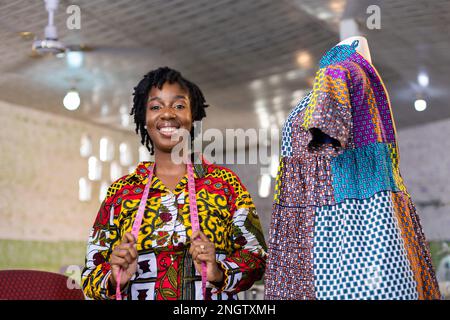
[156, 121, 181, 138]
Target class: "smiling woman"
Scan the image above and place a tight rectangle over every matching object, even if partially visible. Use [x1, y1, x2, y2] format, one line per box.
[81, 67, 267, 300]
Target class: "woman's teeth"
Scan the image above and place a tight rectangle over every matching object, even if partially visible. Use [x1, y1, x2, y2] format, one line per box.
[159, 127, 178, 134]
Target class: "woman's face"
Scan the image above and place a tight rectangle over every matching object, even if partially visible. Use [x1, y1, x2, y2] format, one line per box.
[146, 82, 193, 154]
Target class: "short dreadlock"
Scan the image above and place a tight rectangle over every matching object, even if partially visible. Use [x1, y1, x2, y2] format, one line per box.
[130, 67, 208, 155]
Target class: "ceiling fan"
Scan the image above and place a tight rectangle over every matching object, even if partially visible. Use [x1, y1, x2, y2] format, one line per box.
[1, 0, 162, 74]
[28, 0, 91, 58]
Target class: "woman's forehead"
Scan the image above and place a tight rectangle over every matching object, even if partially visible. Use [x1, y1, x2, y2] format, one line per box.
[149, 82, 189, 99]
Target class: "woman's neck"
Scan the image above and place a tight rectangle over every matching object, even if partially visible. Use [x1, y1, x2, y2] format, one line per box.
[154, 149, 187, 176]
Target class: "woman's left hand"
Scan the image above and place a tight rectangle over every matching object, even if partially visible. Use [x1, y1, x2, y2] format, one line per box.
[189, 230, 224, 284]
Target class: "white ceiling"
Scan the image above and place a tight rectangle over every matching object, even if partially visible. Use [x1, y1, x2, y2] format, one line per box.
[0, 0, 449, 135]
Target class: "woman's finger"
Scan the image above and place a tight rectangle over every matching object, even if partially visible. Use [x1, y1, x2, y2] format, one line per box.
[191, 230, 210, 243]
[194, 253, 213, 263]
[193, 243, 208, 255]
[119, 246, 137, 263]
[192, 250, 198, 261]
[197, 231, 210, 242]
[111, 255, 129, 270]
[191, 240, 210, 249]
[114, 248, 133, 263]
[122, 232, 136, 245]
[191, 230, 201, 241]
[129, 244, 138, 260]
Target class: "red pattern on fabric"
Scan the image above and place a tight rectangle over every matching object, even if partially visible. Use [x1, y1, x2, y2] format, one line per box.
[265, 205, 316, 299]
[154, 251, 181, 300]
[101, 262, 111, 275]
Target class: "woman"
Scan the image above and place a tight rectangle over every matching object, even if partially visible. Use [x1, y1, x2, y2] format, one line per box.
[81, 67, 267, 300]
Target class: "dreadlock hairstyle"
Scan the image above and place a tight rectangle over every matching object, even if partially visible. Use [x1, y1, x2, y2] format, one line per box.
[130, 67, 209, 155]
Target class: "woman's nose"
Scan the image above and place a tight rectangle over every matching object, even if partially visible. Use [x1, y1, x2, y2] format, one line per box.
[160, 107, 176, 119]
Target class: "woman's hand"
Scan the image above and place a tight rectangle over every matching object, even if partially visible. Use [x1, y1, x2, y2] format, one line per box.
[109, 232, 138, 290]
[189, 230, 224, 284]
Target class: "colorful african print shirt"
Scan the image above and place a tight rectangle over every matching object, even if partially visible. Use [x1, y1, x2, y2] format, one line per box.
[82, 157, 267, 300]
[264, 41, 441, 300]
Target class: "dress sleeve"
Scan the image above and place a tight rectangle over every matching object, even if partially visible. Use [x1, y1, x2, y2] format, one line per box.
[302, 64, 353, 149]
[211, 170, 268, 295]
[81, 182, 124, 300]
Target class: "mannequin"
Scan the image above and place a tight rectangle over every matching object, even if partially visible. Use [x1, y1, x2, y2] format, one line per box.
[308, 36, 373, 149]
[336, 36, 372, 64]
[265, 31, 441, 300]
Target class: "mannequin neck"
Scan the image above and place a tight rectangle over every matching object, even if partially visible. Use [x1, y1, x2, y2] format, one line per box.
[336, 36, 372, 64]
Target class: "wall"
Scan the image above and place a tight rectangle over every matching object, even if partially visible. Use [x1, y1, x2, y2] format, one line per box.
[0, 100, 139, 272]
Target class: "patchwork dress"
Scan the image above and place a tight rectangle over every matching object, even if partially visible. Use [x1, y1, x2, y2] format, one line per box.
[264, 41, 441, 300]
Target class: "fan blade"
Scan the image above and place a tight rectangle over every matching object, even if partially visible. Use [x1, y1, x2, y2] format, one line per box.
[65, 44, 162, 56]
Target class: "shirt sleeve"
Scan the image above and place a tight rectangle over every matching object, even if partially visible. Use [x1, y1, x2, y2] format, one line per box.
[211, 169, 268, 295]
[302, 64, 353, 149]
[81, 182, 124, 300]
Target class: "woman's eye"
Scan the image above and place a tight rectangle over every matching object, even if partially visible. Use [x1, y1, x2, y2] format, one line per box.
[174, 104, 185, 109]
[149, 105, 160, 110]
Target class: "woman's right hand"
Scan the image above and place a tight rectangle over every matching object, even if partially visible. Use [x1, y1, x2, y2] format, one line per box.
[109, 232, 138, 290]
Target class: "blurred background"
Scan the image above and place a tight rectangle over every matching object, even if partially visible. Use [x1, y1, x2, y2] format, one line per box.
[0, 0, 449, 299]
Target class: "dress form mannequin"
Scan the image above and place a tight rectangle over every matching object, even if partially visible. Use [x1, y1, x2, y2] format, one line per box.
[336, 36, 372, 64]
[309, 36, 372, 149]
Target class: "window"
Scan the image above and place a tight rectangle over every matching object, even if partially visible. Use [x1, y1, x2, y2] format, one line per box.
[99, 181, 109, 203]
[258, 174, 271, 198]
[99, 137, 114, 162]
[139, 145, 152, 162]
[119, 142, 133, 166]
[110, 161, 123, 182]
[88, 156, 102, 181]
[80, 134, 92, 158]
[78, 177, 92, 201]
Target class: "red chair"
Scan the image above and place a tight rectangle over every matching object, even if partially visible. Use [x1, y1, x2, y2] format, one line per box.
[0, 270, 85, 300]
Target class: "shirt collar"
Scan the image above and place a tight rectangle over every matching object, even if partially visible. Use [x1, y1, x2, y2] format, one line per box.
[130, 153, 211, 191]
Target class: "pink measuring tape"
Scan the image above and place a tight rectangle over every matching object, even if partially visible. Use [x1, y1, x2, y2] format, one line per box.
[115, 162, 207, 300]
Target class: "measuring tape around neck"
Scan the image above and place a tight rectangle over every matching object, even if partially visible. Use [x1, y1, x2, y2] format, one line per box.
[115, 162, 207, 300]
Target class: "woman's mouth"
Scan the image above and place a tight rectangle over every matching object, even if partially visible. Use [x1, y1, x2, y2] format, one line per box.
[157, 124, 181, 138]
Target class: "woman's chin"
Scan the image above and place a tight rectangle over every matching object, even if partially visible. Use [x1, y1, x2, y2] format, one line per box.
[153, 142, 185, 155]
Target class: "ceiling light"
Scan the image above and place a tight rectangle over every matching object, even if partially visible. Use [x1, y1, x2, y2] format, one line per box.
[66, 50, 83, 68]
[418, 72, 429, 87]
[250, 79, 263, 91]
[269, 74, 281, 85]
[296, 51, 312, 68]
[63, 89, 80, 110]
[329, 0, 346, 13]
[286, 70, 298, 80]
[414, 99, 427, 112]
